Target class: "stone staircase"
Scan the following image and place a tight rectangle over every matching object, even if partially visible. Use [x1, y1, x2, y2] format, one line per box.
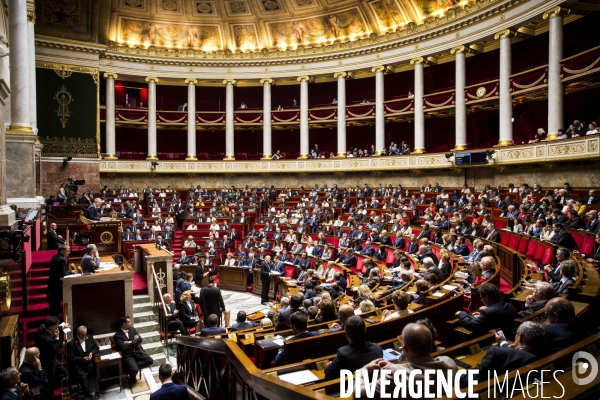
[133, 294, 167, 366]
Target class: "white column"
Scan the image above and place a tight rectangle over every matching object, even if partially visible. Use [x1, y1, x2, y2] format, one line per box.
[223, 79, 236, 160]
[372, 66, 387, 155]
[297, 76, 312, 158]
[7, 0, 33, 135]
[411, 57, 426, 153]
[544, 7, 567, 140]
[145, 77, 159, 160]
[103, 73, 118, 159]
[185, 78, 197, 160]
[27, 4, 36, 132]
[260, 78, 275, 159]
[334, 72, 352, 157]
[495, 29, 515, 146]
[452, 46, 467, 150]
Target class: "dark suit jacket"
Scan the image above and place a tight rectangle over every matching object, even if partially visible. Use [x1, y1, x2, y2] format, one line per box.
[426, 266, 445, 284]
[485, 230, 501, 243]
[518, 300, 548, 318]
[48, 254, 73, 301]
[276, 307, 305, 330]
[324, 342, 382, 380]
[260, 260, 271, 282]
[149, 381, 189, 400]
[462, 347, 538, 388]
[67, 336, 99, 368]
[18, 362, 48, 397]
[198, 285, 225, 318]
[178, 301, 199, 323]
[553, 278, 575, 296]
[407, 242, 419, 254]
[544, 323, 590, 353]
[550, 230, 578, 250]
[113, 327, 145, 357]
[199, 326, 227, 337]
[86, 205, 100, 221]
[46, 229, 65, 250]
[342, 255, 356, 268]
[419, 250, 439, 265]
[0, 389, 32, 400]
[458, 300, 518, 340]
[394, 236, 405, 249]
[586, 219, 599, 233]
[440, 262, 452, 278]
[34, 325, 61, 369]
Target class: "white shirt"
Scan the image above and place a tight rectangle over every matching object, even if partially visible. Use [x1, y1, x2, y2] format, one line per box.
[121, 329, 129, 339]
[79, 339, 86, 352]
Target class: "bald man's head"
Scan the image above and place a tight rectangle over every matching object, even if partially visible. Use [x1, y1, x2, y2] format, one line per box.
[24, 347, 40, 364]
[401, 323, 433, 360]
[545, 297, 575, 324]
[338, 304, 355, 325]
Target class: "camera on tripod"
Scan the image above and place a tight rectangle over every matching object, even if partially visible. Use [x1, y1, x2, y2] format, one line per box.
[65, 177, 86, 205]
[0, 230, 30, 263]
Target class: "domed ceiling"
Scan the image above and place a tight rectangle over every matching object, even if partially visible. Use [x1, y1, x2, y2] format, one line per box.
[35, 0, 471, 51]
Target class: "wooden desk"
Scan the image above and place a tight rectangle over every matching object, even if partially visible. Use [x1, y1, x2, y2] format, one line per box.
[252, 269, 276, 300]
[62, 255, 133, 338]
[95, 351, 123, 391]
[135, 244, 173, 304]
[219, 265, 250, 291]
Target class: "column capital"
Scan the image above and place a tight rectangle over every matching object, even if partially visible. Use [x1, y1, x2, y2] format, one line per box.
[103, 72, 118, 80]
[543, 6, 570, 20]
[333, 71, 354, 79]
[410, 57, 424, 65]
[371, 65, 392, 73]
[185, 78, 198, 85]
[223, 79, 237, 86]
[494, 29, 517, 40]
[451, 45, 466, 55]
[26, 11, 35, 23]
[145, 76, 159, 83]
[297, 75, 313, 83]
[260, 78, 276, 85]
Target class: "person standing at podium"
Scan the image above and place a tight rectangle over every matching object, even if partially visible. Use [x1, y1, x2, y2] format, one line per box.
[81, 244, 100, 274]
[260, 255, 272, 305]
[113, 317, 153, 384]
[86, 198, 102, 221]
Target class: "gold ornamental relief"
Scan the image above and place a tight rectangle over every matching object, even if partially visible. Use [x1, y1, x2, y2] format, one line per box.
[100, 231, 114, 244]
[54, 85, 73, 129]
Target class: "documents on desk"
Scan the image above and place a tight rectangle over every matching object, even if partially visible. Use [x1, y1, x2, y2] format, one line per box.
[278, 370, 320, 385]
[443, 285, 458, 291]
[99, 262, 117, 270]
[100, 353, 121, 361]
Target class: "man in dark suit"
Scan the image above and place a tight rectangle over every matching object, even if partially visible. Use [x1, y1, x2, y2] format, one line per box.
[198, 277, 226, 326]
[553, 260, 576, 296]
[543, 247, 570, 283]
[548, 223, 578, 250]
[160, 293, 188, 335]
[47, 245, 74, 318]
[585, 210, 599, 233]
[80, 244, 100, 274]
[450, 236, 470, 257]
[544, 297, 590, 353]
[484, 224, 501, 243]
[0, 367, 32, 400]
[230, 311, 259, 332]
[177, 102, 187, 112]
[518, 281, 554, 318]
[113, 316, 153, 383]
[421, 258, 445, 284]
[456, 283, 518, 340]
[156, 235, 171, 250]
[460, 321, 546, 389]
[416, 245, 439, 265]
[34, 316, 69, 392]
[122, 228, 134, 241]
[274, 312, 319, 366]
[199, 314, 227, 337]
[46, 223, 65, 251]
[359, 241, 375, 257]
[67, 326, 99, 398]
[18, 347, 50, 400]
[341, 249, 357, 269]
[150, 363, 189, 400]
[276, 293, 305, 330]
[259, 255, 272, 305]
[324, 316, 382, 380]
[174, 199, 185, 229]
[85, 198, 102, 221]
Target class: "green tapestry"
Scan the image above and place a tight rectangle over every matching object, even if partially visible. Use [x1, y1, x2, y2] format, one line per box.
[36, 65, 98, 157]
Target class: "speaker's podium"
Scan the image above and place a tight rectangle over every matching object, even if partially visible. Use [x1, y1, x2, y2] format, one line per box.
[62, 255, 134, 338]
[134, 243, 173, 304]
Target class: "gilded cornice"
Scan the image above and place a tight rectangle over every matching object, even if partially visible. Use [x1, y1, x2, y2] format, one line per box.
[36, 61, 100, 85]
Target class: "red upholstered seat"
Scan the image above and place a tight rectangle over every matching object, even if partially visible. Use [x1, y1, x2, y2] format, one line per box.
[533, 243, 546, 263]
[525, 240, 538, 260]
[355, 257, 364, 274]
[541, 246, 554, 265]
[386, 249, 396, 266]
[494, 219, 508, 229]
[500, 232, 510, 246]
[284, 265, 296, 278]
[518, 236, 529, 254]
[580, 236, 594, 254]
[508, 235, 519, 251]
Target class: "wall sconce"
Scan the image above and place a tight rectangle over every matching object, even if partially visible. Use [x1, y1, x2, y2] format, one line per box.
[62, 157, 72, 167]
[445, 153, 454, 163]
[151, 161, 159, 170]
[485, 150, 496, 161]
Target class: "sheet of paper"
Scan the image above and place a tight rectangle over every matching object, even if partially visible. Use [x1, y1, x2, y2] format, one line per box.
[443, 285, 457, 291]
[432, 292, 445, 297]
[63, 274, 79, 279]
[62, 328, 71, 334]
[278, 370, 320, 385]
[100, 355, 110, 361]
[100, 262, 117, 268]
[110, 353, 120, 359]
[99, 345, 111, 351]
[272, 339, 285, 346]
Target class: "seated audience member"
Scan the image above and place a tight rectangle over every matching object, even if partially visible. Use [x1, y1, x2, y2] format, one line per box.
[360, 323, 457, 397]
[113, 316, 153, 383]
[314, 299, 337, 324]
[543, 297, 590, 353]
[149, 363, 188, 400]
[0, 367, 32, 400]
[81, 244, 100, 274]
[455, 283, 518, 339]
[420, 257, 445, 284]
[547, 223, 578, 250]
[461, 321, 547, 389]
[179, 291, 202, 333]
[553, 260, 577, 296]
[274, 312, 319, 366]
[396, 318, 446, 362]
[357, 300, 376, 315]
[161, 293, 188, 335]
[35, 316, 69, 391]
[324, 316, 383, 380]
[230, 311, 259, 331]
[481, 256, 497, 280]
[543, 248, 570, 283]
[329, 304, 355, 332]
[276, 293, 305, 330]
[518, 281, 555, 318]
[67, 326, 99, 399]
[18, 347, 51, 400]
[199, 314, 226, 337]
[381, 291, 413, 321]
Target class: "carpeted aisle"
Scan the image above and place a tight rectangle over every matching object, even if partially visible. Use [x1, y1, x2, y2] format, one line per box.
[133, 271, 148, 295]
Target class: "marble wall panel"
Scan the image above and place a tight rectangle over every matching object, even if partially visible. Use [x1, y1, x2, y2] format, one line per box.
[41, 159, 101, 198]
[5, 137, 37, 198]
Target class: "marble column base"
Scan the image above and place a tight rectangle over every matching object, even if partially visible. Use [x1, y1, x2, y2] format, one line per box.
[185, 155, 198, 160]
[545, 133, 559, 141]
[336, 153, 347, 158]
[297, 154, 309, 159]
[0, 205, 16, 230]
[104, 154, 118, 160]
[496, 140, 514, 147]
[412, 148, 427, 154]
[146, 155, 159, 160]
[261, 154, 272, 160]
[6, 124, 35, 135]
[223, 155, 235, 160]
[452, 144, 468, 151]
[373, 151, 382, 156]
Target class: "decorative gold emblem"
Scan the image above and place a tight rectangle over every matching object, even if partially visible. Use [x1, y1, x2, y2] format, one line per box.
[100, 231, 114, 244]
[476, 86, 486, 98]
[54, 85, 73, 129]
[54, 65, 73, 79]
[0, 269, 11, 311]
